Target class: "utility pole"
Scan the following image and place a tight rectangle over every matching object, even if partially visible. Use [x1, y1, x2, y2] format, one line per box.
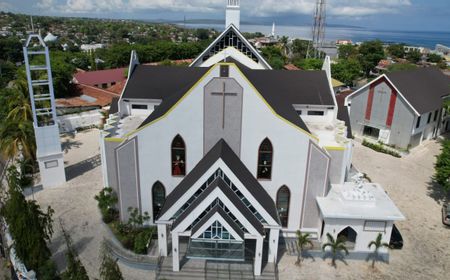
[307, 0, 326, 59]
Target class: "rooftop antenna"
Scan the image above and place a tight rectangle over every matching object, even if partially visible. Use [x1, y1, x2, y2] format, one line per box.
[306, 0, 326, 59]
[23, 34, 66, 188]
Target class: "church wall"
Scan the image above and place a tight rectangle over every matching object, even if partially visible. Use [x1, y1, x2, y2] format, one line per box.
[131, 64, 329, 230]
[104, 140, 120, 192]
[116, 138, 141, 221]
[301, 142, 330, 233]
[229, 66, 313, 232]
[327, 149, 346, 185]
[134, 71, 212, 223]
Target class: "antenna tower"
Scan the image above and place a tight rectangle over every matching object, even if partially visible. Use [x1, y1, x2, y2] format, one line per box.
[307, 0, 326, 59]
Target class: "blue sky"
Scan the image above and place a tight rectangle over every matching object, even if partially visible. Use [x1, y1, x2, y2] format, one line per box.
[0, 0, 449, 31]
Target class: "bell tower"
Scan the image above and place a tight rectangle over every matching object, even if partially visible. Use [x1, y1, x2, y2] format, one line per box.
[226, 0, 240, 29]
[23, 34, 66, 188]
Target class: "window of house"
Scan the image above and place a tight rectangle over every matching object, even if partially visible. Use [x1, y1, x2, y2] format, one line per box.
[416, 116, 421, 128]
[307, 110, 325, 116]
[276, 186, 290, 228]
[101, 83, 108, 89]
[131, 104, 148, 110]
[152, 181, 166, 220]
[434, 110, 439, 122]
[427, 112, 432, 124]
[257, 138, 273, 180]
[296, 110, 302, 115]
[171, 135, 186, 176]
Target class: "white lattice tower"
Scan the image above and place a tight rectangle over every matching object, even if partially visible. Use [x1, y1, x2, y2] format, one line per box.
[23, 34, 66, 188]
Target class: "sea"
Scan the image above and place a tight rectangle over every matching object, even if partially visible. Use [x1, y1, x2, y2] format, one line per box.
[186, 23, 450, 49]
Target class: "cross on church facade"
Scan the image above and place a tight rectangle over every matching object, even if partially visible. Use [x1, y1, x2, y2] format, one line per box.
[211, 81, 237, 129]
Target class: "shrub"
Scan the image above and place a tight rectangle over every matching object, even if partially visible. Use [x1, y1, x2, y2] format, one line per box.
[133, 228, 155, 254]
[95, 187, 119, 223]
[434, 140, 450, 192]
[362, 140, 401, 158]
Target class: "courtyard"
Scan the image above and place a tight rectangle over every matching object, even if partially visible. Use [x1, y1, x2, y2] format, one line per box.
[29, 129, 449, 279]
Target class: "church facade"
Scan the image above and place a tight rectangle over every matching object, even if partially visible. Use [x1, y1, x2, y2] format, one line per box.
[100, 1, 404, 276]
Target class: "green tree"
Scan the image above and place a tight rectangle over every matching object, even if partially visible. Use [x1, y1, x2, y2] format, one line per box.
[296, 231, 313, 266]
[99, 241, 124, 280]
[367, 233, 389, 268]
[358, 40, 385, 77]
[294, 58, 323, 70]
[331, 59, 362, 85]
[0, 88, 36, 160]
[261, 46, 285, 69]
[60, 220, 89, 280]
[406, 49, 422, 63]
[1, 166, 57, 279]
[338, 44, 358, 59]
[434, 139, 450, 192]
[322, 233, 349, 267]
[387, 63, 417, 72]
[387, 44, 406, 58]
[95, 187, 119, 223]
[291, 39, 310, 59]
[427, 53, 443, 63]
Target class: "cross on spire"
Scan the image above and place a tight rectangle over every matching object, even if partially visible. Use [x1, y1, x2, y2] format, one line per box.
[211, 81, 237, 129]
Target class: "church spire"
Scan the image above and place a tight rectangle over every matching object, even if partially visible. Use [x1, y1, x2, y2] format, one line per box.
[226, 0, 240, 29]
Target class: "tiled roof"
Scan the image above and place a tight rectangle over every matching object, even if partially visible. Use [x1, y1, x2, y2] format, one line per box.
[106, 80, 127, 95]
[73, 68, 127, 86]
[56, 84, 120, 108]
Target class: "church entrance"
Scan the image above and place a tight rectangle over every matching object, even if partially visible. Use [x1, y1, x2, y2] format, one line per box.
[186, 220, 245, 261]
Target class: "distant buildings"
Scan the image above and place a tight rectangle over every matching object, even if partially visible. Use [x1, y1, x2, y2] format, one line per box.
[80, 43, 105, 53]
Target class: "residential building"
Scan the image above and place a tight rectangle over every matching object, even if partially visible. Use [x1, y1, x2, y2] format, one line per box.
[345, 67, 450, 149]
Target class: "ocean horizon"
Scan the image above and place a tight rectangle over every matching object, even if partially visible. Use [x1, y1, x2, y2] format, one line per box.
[186, 23, 450, 49]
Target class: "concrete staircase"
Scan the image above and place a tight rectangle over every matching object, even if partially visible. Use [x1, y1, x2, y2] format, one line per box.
[156, 258, 276, 280]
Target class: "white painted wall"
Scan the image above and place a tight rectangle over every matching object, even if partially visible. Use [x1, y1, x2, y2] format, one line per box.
[322, 218, 393, 253]
[293, 105, 335, 123]
[133, 64, 318, 232]
[200, 47, 266, 70]
[58, 109, 103, 133]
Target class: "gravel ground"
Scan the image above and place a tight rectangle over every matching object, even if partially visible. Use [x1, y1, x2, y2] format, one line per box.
[31, 129, 449, 280]
[31, 129, 153, 280]
[278, 137, 450, 280]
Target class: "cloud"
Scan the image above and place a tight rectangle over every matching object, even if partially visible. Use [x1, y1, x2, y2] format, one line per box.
[0, 1, 13, 10]
[34, 0, 412, 17]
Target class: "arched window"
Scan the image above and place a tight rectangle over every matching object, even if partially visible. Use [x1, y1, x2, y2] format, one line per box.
[257, 138, 273, 179]
[152, 181, 166, 220]
[337, 226, 357, 248]
[171, 135, 186, 176]
[276, 186, 290, 228]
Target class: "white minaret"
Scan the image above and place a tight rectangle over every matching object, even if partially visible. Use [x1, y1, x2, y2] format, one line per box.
[271, 22, 276, 37]
[226, 0, 240, 29]
[23, 34, 66, 188]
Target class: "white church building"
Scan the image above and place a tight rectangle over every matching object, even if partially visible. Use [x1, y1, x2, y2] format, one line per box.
[100, 1, 404, 276]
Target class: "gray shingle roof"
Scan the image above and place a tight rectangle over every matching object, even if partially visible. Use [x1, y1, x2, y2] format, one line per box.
[386, 67, 450, 114]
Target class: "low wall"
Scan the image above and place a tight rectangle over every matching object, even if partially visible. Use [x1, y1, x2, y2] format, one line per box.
[58, 110, 103, 133]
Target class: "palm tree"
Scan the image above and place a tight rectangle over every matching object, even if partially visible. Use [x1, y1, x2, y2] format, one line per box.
[368, 233, 389, 268]
[322, 233, 349, 267]
[296, 230, 313, 265]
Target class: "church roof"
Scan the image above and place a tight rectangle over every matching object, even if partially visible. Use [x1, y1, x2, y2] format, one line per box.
[121, 65, 209, 100]
[131, 63, 335, 133]
[159, 139, 280, 226]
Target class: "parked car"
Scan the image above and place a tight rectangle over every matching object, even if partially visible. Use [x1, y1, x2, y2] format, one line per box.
[442, 204, 450, 227]
[389, 224, 403, 249]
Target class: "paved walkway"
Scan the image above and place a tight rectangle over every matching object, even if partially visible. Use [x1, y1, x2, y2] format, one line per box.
[31, 129, 154, 280]
[277, 138, 450, 280]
